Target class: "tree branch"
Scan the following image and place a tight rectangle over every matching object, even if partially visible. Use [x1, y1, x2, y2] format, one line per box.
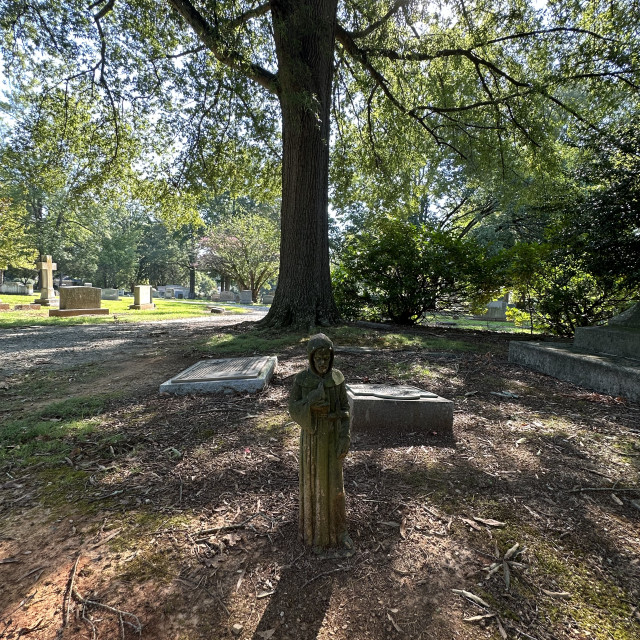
[227, 2, 270, 30]
[166, 0, 278, 94]
[336, 25, 467, 158]
[347, 0, 408, 39]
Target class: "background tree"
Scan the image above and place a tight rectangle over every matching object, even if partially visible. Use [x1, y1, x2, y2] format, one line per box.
[0, 198, 37, 286]
[200, 210, 280, 302]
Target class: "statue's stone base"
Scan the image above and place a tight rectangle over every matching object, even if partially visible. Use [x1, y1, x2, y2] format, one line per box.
[128, 303, 155, 310]
[346, 384, 453, 437]
[160, 356, 277, 395]
[49, 308, 109, 317]
[508, 341, 640, 402]
[36, 298, 58, 306]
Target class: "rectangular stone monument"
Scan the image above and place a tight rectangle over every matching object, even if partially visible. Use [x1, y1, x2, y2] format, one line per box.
[219, 291, 235, 302]
[347, 384, 454, 437]
[101, 288, 120, 300]
[36, 255, 57, 306]
[84, 282, 92, 287]
[165, 288, 175, 299]
[49, 286, 109, 317]
[129, 285, 155, 310]
[239, 290, 253, 304]
[160, 356, 277, 395]
[509, 303, 640, 402]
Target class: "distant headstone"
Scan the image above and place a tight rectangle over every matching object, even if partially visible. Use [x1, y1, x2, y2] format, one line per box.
[49, 286, 109, 317]
[165, 288, 174, 299]
[36, 255, 57, 306]
[0, 282, 34, 295]
[347, 384, 454, 437]
[159, 356, 277, 395]
[239, 290, 253, 304]
[509, 302, 640, 401]
[262, 294, 274, 304]
[14, 303, 41, 310]
[151, 288, 158, 298]
[101, 288, 120, 300]
[177, 292, 184, 299]
[84, 282, 92, 287]
[129, 285, 155, 310]
[219, 291, 235, 302]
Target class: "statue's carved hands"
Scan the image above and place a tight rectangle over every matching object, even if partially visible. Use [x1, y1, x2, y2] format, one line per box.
[308, 381, 327, 407]
[336, 436, 350, 460]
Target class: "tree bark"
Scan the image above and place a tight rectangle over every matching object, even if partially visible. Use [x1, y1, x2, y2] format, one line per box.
[260, 0, 341, 328]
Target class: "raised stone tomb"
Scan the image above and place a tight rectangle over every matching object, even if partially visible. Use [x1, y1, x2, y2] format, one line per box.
[509, 303, 640, 402]
[49, 286, 109, 317]
[347, 384, 454, 437]
[160, 356, 277, 395]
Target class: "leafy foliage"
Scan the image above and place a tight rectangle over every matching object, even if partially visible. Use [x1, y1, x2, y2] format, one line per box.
[0, 197, 37, 276]
[333, 217, 502, 324]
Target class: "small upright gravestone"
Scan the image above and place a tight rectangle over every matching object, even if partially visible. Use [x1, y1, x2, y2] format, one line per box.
[239, 290, 253, 304]
[49, 286, 109, 317]
[101, 288, 120, 301]
[129, 285, 155, 310]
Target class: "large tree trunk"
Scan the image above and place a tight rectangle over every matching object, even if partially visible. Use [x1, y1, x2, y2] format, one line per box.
[260, 0, 341, 328]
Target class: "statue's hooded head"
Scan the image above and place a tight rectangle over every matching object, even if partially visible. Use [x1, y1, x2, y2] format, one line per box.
[307, 333, 334, 376]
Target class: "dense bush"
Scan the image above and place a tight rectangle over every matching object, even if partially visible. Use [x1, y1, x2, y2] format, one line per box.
[333, 218, 501, 324]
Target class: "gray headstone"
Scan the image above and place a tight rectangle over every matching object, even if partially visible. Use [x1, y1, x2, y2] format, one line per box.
[59, 286, 101, 310]
[347, 384, 453, 437]
[159, 356, 278, 395]
[239, 290, 253, 304]
[101, 288, 120, 300]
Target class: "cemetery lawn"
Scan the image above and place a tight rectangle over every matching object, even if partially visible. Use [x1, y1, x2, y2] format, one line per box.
[0, 294, 250, 328]
[0, 321, 638, 640]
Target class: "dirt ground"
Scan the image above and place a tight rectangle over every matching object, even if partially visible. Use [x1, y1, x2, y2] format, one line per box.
[0, 318, 638, 640]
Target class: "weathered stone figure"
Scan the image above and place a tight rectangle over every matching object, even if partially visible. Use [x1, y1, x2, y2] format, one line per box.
[289, 334, 353, 554]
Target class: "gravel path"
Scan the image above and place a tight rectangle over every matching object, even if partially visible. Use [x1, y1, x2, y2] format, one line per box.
[0, 310, 268, 377]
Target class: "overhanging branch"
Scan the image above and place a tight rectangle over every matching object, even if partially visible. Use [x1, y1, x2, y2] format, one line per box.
[167, 0, 278, 94]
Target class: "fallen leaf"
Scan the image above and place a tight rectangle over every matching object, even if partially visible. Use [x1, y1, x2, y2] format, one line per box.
[256, 631, 275, 639]
[611, 493, 623, 506]
[496, 617, 508, 639]
[452, 589, 491, 609]
[400, 517, 407, 539]
[380, 521, 401, 528]
[461, 518, 482, 531]
[515, 438, 527, 446]
[386, 612, 402, 633]
[474, 517, 506, 528]
[256, 591, 275, 599]
[463, 614, 496, 622]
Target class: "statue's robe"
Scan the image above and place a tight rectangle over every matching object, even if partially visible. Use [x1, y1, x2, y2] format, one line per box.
[289, 367, 350, 549]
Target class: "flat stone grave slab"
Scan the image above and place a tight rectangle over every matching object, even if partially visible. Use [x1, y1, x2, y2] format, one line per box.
[160, 356, 277, 395]
[347, 384, 453, 437]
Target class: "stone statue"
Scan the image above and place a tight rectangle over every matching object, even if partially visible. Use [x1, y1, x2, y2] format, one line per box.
[289, 333, 353, 555]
